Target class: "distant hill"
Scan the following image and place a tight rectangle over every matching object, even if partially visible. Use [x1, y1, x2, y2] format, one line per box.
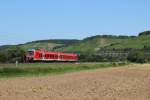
[25, 39, 79, 44]
[139, 31, 150, 36]
[18, 39, 79, 51]
[0, 45, 14, 50]
[0, 31, 150, 54]
[0, 39, 80, 52]
[54, 34, 150, 53]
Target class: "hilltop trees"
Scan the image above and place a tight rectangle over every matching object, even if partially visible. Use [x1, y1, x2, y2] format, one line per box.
[139, 31, 150, 36]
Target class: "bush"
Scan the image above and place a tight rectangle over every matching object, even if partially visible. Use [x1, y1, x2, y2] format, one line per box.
[0, 52, 7, 63]
[79, 54, 103, 62]
[128, 51, 146, 63]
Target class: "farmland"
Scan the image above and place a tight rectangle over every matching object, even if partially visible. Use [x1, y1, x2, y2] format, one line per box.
[0, 64, 150, 100]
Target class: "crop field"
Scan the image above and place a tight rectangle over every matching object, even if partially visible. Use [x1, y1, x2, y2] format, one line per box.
[0, 64, 150, 100]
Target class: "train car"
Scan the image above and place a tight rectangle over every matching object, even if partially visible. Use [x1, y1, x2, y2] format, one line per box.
[25, 49, 78, 62]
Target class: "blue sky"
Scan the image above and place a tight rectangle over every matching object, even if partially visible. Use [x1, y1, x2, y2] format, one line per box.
[0, 0, 150, 45]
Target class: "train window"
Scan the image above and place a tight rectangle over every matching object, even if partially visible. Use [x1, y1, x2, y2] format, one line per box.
[52, 55, 54, 58]
[54, 55, 57, 59]
[40, 54, 42, 57]
[28, 51, 33, 55]
[50, 54, 54, 58]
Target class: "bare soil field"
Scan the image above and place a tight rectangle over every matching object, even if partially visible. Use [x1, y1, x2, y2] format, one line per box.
[0, 64, 150, 100]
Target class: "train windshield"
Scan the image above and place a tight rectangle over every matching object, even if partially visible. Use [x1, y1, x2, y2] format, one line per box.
[27, 51, 34, 55]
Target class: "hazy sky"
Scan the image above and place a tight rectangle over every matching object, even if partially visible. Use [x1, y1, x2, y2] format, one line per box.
[0, 0, 150, 45]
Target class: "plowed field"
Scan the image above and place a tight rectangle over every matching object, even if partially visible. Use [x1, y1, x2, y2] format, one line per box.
[0, 64, 150, 100]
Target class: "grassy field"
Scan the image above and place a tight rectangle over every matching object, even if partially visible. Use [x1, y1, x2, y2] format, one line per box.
[0, 62, 127, 78]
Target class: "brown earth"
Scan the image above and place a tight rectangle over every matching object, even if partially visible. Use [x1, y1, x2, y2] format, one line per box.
[0, 64, 150, 100]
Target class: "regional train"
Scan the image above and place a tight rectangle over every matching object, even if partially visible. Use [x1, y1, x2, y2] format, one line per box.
[25, 49, 78, 62]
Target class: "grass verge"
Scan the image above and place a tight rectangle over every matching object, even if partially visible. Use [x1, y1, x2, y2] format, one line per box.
[0, 62, 128, 78]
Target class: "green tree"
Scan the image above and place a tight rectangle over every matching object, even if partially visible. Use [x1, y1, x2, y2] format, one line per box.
[128, 51, 146, 63]
[7, 47, 25, 62]
[0, 52, 7, 63]
[0, 46, 25, 63]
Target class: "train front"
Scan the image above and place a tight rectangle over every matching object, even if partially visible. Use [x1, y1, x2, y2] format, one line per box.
[25, 49, 35, 62]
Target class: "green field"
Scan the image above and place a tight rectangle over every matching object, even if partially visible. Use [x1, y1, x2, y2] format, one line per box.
[0, 62, 127, 78]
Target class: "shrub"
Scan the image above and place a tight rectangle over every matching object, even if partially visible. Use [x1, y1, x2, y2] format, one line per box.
[128, 51, 146, 63]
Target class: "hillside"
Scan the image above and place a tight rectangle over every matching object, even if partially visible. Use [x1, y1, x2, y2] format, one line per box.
[54, 34, 150, 53]
[0, 39, 79, 51]
[20, 39, 80, 51]
[0, 31, 150, 54]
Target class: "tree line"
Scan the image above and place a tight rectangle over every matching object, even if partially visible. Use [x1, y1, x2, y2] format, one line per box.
[0, 46, 150, 63]
[79, 48, 150, 63]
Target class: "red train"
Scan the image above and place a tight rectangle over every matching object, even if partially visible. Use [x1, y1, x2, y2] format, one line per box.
[25, 49, 78, 62]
